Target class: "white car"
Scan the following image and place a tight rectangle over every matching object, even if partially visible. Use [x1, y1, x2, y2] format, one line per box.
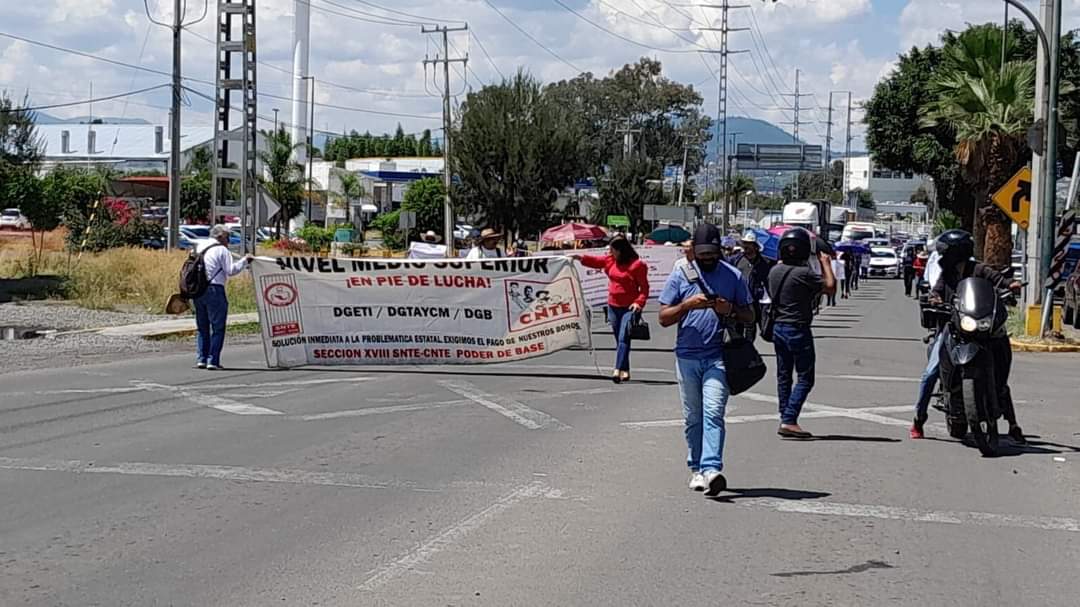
[868, 246, 900, 278]
[1, 208, 30, 230]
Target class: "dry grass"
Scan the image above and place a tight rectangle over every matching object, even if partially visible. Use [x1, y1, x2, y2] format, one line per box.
[1, 233, 256, 314]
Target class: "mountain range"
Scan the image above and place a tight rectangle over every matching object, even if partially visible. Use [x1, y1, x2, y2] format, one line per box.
[705, 116, 802, 161]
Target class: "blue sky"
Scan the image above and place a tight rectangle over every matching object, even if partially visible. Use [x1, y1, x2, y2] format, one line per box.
[1, 0, 1074, 152]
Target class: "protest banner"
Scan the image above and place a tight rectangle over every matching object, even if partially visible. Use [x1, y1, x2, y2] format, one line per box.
[571, 245, 684, 308]
[251, 256, 591, 368]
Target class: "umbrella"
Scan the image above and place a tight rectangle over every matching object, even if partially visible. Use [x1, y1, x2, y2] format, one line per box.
[721, 236, 739, 248]
[648, 225, 691, 243]
[768, 224, 833, 257]
[834, 241, 871, 255]
[541, 222, 608, 243]
[745, 227, 780, 260]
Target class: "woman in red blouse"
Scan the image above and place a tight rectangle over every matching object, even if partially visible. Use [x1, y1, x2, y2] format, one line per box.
[579, 237, 650, 383]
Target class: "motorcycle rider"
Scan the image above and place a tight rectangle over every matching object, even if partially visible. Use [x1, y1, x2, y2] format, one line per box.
[927, 229, 1025, 443]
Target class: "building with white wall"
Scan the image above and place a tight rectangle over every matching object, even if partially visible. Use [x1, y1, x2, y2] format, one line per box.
[845, 155, 934, 204]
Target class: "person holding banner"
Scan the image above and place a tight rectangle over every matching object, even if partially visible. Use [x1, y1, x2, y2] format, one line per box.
[659, 224, 754, 497]
[465, 228, 506, 259]
[577, 237, 650, 383]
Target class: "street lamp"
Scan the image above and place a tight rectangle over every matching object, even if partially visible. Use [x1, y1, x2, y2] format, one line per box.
[300, 76, 316, 223]
[273, 108, 279, 132]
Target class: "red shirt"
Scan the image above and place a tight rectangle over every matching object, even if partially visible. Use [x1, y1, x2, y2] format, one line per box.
[580, 255, 650, 308]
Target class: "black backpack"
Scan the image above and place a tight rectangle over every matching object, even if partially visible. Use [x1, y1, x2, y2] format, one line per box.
[178, 243, 223, 300]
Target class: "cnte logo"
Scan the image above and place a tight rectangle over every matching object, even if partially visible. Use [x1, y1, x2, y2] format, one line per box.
[264, 282, 298, 307]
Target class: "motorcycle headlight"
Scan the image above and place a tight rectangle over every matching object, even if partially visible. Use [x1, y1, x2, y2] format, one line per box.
[976, 317, 993, 331]
[959, 314, 979, 333]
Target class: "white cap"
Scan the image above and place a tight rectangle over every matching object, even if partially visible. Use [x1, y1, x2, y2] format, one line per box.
[741, 231, 759, 245]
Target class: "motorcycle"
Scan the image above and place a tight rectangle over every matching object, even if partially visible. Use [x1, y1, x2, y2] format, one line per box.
[935, 277, 1021, 456]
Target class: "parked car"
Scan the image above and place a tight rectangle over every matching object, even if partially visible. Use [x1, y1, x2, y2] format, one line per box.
[868, 246, 900, 278]
[0, 208, 30, 230]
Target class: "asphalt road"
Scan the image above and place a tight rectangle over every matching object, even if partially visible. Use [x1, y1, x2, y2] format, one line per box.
[2, 277, 1079, 606]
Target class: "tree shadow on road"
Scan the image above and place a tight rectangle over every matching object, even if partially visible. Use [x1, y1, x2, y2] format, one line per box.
[707, 487, 831, 504]
[798, 434, 901, 443]
[771, 559, 893, 578]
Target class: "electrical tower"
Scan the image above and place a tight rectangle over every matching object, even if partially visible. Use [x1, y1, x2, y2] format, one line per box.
[780, 69, 812, 198]
[701, 1, 749, 231]
[211, 0, 258, 254]
[422, 25, 468, 251]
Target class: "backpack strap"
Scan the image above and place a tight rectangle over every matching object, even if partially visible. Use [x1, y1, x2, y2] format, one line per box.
[200, 242, 225, 282]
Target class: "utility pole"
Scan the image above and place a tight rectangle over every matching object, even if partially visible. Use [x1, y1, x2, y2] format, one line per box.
[845, 91, 853, 207]
[273, 108, 279, 132]
[422, 25, 468, 252]
[615, 118, 642, 158]
[168, 0, 182, 249]
[823, 92, 834, 188]
[677, 139, 691, 205]
[700, 1, 749, 232]
[303, 76, 315, 222]
[780, 69, 812, 199]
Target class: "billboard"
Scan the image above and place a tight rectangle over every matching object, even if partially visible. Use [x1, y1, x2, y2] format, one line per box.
[734, 144, 823, 171]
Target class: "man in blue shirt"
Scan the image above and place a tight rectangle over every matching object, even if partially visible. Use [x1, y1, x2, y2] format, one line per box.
[659, 223, 754, 497]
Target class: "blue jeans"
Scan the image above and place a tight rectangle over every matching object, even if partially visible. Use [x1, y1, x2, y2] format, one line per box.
[676, 356, 730, 473]
[773, 323, 816, 425]
[607, 305, 634, 372]
[914, 331, 944, 419]
[194, 284, 228, 366]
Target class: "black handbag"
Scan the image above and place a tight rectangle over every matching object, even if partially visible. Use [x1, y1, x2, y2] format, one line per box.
[760, 266, 794, 343]
[722, 336, 767, 395]
[627, 312, 651, 340]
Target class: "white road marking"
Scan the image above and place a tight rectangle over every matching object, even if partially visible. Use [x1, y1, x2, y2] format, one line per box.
[484, 363, 674, 375]
[752, 498, 1080, 533]
[439, 380, 569, 430]
[819, 374, 920, 383]
[739, 392, 912, 427]
[621, 404, 917, 429]
[12, 376, 374, 398]
[132, 381, 284, 416]
[0, 457, 513, 493]
[295, 401, 471, 421]
[294, 387, 618, 422]
[357, 481, 551, 592]
[15, 387, 145, 396]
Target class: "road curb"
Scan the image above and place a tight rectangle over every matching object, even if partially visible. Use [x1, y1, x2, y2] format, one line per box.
[1010, 339, 1080, 353]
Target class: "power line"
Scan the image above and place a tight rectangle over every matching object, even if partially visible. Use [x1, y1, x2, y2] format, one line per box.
[0, 84, 172, 113]
[1, 30, 439, 120]
[470, 32, 505, 81]
[340, 0, 465, 25]
[549, 0, 699, 53]
[747, 5, 790, 96]
[298, 0, 423, 27]
[183, 28, 432, 98]
[479, 0, 583, 74]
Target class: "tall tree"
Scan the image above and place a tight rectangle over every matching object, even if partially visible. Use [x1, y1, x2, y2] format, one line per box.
[454, 71, 584, 238]
[592, 155, 664, 234]
[257, 128, 305, 234]
[400, 177, 445, 235]
[922, 25, 1035, 267]
[336, 170, 364, 224]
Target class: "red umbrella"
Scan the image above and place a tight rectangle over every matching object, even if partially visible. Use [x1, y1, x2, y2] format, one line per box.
[541, 222, 608, 242]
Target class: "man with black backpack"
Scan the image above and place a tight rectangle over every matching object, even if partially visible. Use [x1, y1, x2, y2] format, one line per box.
[186, 225, 252, 370]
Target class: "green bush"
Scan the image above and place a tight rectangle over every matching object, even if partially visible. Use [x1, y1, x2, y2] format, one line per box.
[371, 210, 404, 250]
[295, 224, 335, 253]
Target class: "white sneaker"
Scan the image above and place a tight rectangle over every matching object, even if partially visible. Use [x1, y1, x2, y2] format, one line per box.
[702, 470, 727, 497]
[688, 471, 706, 491]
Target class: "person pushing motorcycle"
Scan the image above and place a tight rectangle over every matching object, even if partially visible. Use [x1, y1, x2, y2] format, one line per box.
[927, 230, 1025, 444]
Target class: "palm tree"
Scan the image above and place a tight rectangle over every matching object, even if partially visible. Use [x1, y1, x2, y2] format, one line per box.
[336, 170, 364, 224]
[921, 24, 1035, 268]
[258, 128, 305, 236]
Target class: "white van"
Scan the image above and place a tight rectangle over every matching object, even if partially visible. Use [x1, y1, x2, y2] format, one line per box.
[842, 222, 877, 242]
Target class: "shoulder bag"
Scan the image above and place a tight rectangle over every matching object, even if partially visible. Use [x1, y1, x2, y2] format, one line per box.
[759, 266, 794, 343]
[679, 263, 766, 395]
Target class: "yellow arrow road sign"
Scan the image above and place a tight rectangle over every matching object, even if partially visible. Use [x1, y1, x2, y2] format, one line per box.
[991, 167, 1032, 229]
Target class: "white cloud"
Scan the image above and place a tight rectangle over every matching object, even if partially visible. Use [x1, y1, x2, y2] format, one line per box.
[899, 0, 1080, 50]
[48, 0, 115, 23]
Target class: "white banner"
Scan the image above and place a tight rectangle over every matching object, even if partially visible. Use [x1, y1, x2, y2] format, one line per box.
[251, 256, 591, 368]
[571, 245, 684, 308]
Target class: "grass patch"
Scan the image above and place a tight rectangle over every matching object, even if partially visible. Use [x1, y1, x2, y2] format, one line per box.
[1, 234, 257, 313]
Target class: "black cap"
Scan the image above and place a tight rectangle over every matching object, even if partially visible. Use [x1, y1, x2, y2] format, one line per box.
[692, 223, 722, 254]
